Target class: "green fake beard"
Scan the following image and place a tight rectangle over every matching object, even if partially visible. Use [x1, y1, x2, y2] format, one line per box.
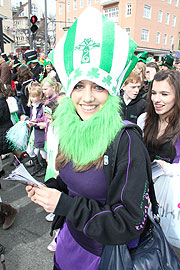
[53, 95, 123, 166]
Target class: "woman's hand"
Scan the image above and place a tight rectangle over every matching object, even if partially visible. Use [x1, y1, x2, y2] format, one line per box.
[154, 159, 166, 169]
[26, 185, 61, 213]
[36, 122, 46, 129]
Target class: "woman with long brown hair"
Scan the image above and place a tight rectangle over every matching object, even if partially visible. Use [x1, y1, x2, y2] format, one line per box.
[139, 69, 180, 249]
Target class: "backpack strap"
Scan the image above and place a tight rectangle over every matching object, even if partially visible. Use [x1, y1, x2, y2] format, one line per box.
[111, 123, 159, 216]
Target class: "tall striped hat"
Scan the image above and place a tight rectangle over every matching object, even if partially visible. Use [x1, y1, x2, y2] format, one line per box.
[48, 7, 138, 97]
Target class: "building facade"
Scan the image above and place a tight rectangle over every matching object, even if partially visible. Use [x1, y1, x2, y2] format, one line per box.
[0, 0, 14, 53]
[55, 0, 180, 58]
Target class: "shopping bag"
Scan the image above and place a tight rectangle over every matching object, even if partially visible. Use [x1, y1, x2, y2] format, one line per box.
[153, 173, 180, 248]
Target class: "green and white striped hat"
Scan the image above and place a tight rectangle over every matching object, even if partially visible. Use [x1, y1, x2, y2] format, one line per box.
[48, 7, 138, 97]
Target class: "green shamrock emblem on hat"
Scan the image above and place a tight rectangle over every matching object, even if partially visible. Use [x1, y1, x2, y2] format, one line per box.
[87, 68, 100, 79]
[102, 75, 112, 86]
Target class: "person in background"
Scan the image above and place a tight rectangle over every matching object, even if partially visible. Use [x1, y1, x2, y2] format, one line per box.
[16, 64, 33, 117]
[120, 71, 147, 124]
[21, 81, 46, 177]
[0, 54, 11, 86]
[137, 69, 180, 249]
[160, 54, 174, 71]
[141, 62, 160, 99]
[26, 7, 151, 270]
[24, 50, 43, 82]
[39, 59, 57, 83]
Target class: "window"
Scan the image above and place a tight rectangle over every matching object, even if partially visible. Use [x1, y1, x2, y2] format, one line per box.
[126, 3, 132, 16]
[67, 2, 70, 12]
[74, 16, 77, 22]
[165, 13, 170, 24]
[59, 22, 62, 30]
[125, 27, 130, 36]
[143, 4, 151, 19]
[163, 34, 167, 45]
[67, 18, 70, 27]
[170, 36, 174, 46]
[0, 0, 3, 6]
[104, 7, 119, 19]
[80, 0, 84, 8]
[141, 29, 149, 42]
[158, 10, 163, 22]
[87, 0, 91, 5]
[172, 15, 176, 27]
[73, 0, 77, 9]
[175, 0, 179, 7]
[156, 32, 160, 44]
[59, 5, 62, 15]
[168, 0, 172, 3]
[95, 0, 99, 3]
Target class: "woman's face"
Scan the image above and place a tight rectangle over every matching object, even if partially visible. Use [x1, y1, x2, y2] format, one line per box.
[151, 79, 175, 119]
[145, 67, 156, 81]
[45, 64, 52, 73]
[42, 81, 56, 98]
[71, 80, 109, 120]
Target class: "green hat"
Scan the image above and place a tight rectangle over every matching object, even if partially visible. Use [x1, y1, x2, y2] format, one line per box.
[43, 59, 52, 66]
[160, 54, 174, 69]
[48, 7, 138, 97]
[27, 59, 39, 65]
[137, 51, 148, 63]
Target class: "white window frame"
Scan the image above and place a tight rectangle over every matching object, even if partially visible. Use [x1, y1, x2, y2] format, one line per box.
[87, 0, 91, 6]
[73, 0, 77, 10]
[143, 4, 151, 19]
[175, 0, 179, 7]
[67, 2, 70, 12]
[158, 10, 163, 22]
[165, 13, 170, 24]
[95, 0, 99, 3]
[156, 32, 160, 44]
[141, 29, 149, 42]
[125, 27, 131, 36]
[172, 15, 176, 27]
[104, 6, 119, 20]
[170, 36, 174, 46]
[126, 3, 132, 16]
[163, 34, 167, 45]
[0, 0, 3, 6]
[67, 18, 70, 27]
[80, 0, 84, 8]
[59, 5, 62, 15]
[168, 0, 172, 3]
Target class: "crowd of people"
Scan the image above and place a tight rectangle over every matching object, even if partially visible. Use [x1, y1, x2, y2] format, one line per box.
[0, 6, 180, 270]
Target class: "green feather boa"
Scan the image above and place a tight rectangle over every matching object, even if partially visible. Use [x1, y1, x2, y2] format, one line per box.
[53, 95, 123, 166]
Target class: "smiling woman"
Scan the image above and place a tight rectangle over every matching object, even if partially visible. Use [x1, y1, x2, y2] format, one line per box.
[138, 69, 180, 249]
[25, 7, 153, 270]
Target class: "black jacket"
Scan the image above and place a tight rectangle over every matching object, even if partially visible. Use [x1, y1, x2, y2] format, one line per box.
[0, 94, 13, 154]
[121, 94, 147, 124]
[46, 125, 151, 246]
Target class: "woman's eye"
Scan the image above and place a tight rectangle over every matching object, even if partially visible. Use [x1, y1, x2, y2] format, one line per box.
[74, 84, 83, 90]
[95, 85, 105, 91]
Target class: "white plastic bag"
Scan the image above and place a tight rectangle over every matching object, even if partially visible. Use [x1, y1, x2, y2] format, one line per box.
[6, 121, 29, 151]
[153, 173, 180, 248]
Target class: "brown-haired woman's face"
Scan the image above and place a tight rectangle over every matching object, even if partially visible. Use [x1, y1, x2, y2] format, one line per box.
[151, 79, 175, 119]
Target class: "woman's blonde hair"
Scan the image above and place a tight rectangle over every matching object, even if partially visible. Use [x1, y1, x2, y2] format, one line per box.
[134, 62, 146, 82]
[41, 76, 62, 95]
[27, 81, 43, 106]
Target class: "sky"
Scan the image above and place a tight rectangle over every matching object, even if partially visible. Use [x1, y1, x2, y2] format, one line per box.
[11, 0, 56, 16]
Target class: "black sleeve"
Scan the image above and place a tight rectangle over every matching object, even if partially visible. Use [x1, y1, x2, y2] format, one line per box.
[53, 130, 150, 245]
[45, 175, 68, 194]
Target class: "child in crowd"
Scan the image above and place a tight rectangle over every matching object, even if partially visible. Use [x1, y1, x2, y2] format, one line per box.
[121, 71, 147, 124]
[21, 81, 47, 177]
[6, 85, 19, 125]
[39, 59, 57, 83]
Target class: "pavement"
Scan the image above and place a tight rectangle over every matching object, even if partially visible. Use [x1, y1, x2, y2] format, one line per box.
[0, 154, 54, 270]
